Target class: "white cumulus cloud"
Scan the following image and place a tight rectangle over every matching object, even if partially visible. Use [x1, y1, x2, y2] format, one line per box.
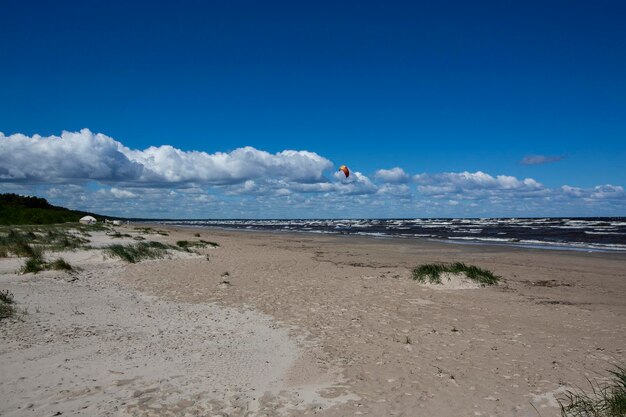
[0, 129, 143, 182]
[590, 184, 624, 199]
[0, 129, 333, 186]
[374, 167, 410, 183]
[414, 171, 543, 195]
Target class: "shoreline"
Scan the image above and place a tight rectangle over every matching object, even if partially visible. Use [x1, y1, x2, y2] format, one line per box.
[143, 222, 626, 259]
[145, 222, 626, 254]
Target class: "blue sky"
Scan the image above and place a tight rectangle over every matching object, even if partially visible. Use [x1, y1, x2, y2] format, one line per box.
[1, 0, 625, 218]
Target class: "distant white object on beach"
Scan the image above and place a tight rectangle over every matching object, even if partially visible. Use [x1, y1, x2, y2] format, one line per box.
[112, 220, 122, 226]
[79, 215, 97, 225]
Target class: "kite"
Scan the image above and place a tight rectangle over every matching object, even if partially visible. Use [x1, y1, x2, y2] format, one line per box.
[338, 165, 350, 178]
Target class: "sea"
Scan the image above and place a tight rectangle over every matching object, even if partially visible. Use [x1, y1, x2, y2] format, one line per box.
[157, 218, 626, 252]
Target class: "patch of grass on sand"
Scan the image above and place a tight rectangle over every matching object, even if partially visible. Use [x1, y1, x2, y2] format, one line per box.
[176, 240, 220, 251]
[412, 262, 500, 286]
[0, 229, 37, 257]
[108, 231, 132, 238]
[48, 258, 74, 271]
[104, 241, 173, 263]
[133, 227, 169, 236]
[559, 365, 626, 417]
[0, 290, 16, 320]
[0, 289, 14, 305]
[19, 253, 74, 274]
[0, 227, 90, 256]
[21, 256, 46, 274]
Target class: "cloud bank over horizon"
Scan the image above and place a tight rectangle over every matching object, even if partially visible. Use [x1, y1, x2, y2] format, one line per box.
[1, 129, 624, 218]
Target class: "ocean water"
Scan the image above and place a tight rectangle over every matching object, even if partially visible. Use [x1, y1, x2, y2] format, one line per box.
[159, 218, 626, 252]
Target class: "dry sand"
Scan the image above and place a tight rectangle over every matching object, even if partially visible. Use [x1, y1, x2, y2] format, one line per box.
[1, 225, 625, 416]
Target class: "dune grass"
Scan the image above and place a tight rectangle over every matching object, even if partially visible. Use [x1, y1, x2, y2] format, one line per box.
[0, 289, 15, 320]
[176, 240, 220, 250]
[133, 227, 169, 236]
[0, 225, 109, 274]
[0, 227, 90, 257]
[104, 241, 174, 263]
[0, 289, 14, 305]
[0, 227, 82, 274]
[0, 229, 38, 257]
[48, 258, 74, 271]
[559, 365, 626, 417]
[108, 231, 132, 239]
[21, 256, 46, 274]
[20, 254, 74, 274]
[412, 262, 500, 286]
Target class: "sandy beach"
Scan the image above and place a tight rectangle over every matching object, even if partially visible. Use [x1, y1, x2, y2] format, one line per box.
[1, 225, 625, 417]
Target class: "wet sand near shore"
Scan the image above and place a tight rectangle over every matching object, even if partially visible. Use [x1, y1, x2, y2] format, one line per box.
[1, 225, 625, 416]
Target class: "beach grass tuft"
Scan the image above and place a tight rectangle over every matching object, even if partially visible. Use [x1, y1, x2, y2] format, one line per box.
[0, 292, 16, 319]
[48, 258, 74, 271]
[0, 289, 14, 305]
[176, 240, 220, 251]
[104, 241, 173, 263]
[412, 262, 500, 286]
[21, 256, 46, 274]
[132, 227, 169, 236]
[19, 254, 74, 274]
[108, 231, 132, 239]
[559, 364, 626, 417]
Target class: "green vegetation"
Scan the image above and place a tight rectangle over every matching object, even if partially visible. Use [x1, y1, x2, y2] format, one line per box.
[0, 289, 14, 305]
[104, 241, 174, 263]
[20, 254, 74, 274]
[0, 227, 90, 258]
[176, 239, 220, 250]
[0, 289, 16, 319]
[48, 258, 74, 271]
[412, 262, 500, 286]
[0, 225, 90, 274]
[560, 365, 626, 417]
[0, 193, 110, 225]
[108, 231, 132, 238]
[133, 227, 169, 236]
[21, 256, 46, 274]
